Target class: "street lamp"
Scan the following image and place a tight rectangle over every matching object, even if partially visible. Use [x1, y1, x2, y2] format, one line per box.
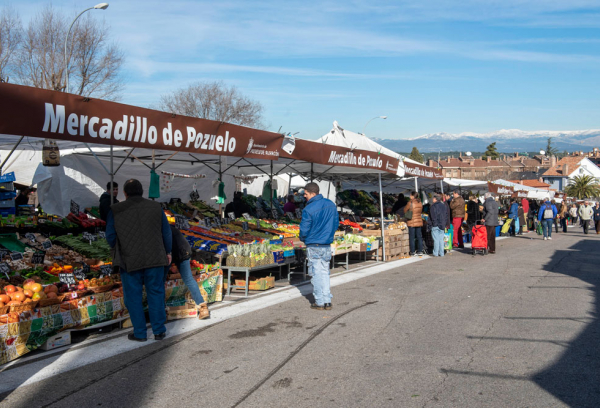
[362, 116, 387, 136]
[64, 3, 109, 94]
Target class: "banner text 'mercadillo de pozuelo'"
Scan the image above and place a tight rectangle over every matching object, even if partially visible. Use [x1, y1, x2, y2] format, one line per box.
[41, 103, 237, 153]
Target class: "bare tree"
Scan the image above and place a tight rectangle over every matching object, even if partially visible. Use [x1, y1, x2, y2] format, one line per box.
[14, 6, 123, 100]
[0, 7, 23, 82]
[158, 81, 265, 129]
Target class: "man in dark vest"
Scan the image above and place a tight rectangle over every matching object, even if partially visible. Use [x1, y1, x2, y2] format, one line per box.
[106, 179, 172, 341]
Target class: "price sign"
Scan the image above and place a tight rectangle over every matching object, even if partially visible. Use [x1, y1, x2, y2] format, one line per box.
[228, 212, 236, 220]
[25, 233, 36, 243]
[256, 220, 261, 229]
[0, 248, 9, 259]
[0, 262, 11, 279]
[38, 218, 47, 224]
[271, 209, 279, 219]
[53, 255, 64, 261]
[272, 223, 279, 229]
[169, 197, 182, 204]
[295, 208, 302, 218]
[100, 265, 113, 277]
[285, 212, 294, 220]
[70, 200, 80, 215]
[221, 218, 227, 225]
[42, 240, 53, 250]
[83, 263, 90, 274]
[59, 273, 77, 285]
[204, 218, 212, 228]
[174, 215, 190, 230]
[242, 213, 252, 220]
[31, 252, 45, 264]
[189, 190, 200, 201]
[10, 252, 23, 261]
[98, 231, 106, 239]
[74, 269, 87, 281]
[213, 217, 222, 227]
[242, 222, 249, 231]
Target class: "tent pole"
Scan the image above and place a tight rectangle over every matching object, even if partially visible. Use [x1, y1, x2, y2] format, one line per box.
[289, 173, 292, 195]
[110, 146, 114, 205]
[219, 156, 222, 217]
[270, 160, 274, 212]
[440, 180, 444, 194]
[327, 180, 332, 201]
[379, 173, 386, 262]
[414, 176, 418, 192]
[310, 163, 314, 182]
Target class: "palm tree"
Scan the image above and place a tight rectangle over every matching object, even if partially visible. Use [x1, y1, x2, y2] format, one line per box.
[565, 175, 600, 199]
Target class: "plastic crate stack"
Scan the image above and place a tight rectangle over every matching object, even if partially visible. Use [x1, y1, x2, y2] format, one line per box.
[0, 172, 16, 216]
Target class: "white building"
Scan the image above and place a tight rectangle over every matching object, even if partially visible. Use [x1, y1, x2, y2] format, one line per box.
[542, 157, 600, 191]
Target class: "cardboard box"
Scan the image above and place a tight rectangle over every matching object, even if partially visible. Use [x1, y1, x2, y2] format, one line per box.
[351, 243, 368, 252]
[167, 304, 199, 320]
[235, 276, 275, 291]
[369, 240, 379, 250]
[41, 331, 71, 350]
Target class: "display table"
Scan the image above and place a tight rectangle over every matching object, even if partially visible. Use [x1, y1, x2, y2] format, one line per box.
[223, 261, 292, 297]
[0, 269, 223, 366]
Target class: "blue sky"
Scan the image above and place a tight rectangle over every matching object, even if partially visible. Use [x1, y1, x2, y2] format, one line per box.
[12, 0, 600, 140]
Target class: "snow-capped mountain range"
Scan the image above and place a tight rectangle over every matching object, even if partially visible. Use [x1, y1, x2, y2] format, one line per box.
[373, 129, 600, 153]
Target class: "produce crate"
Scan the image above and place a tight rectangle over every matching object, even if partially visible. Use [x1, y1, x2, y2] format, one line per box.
[351, 243, 368, 252]
[361, 228, 406, 237]
[283, 249, 295, 257]
[167, 304, 198, 320]
[235, 275, 275, 291]
[40, 332, 72, 351]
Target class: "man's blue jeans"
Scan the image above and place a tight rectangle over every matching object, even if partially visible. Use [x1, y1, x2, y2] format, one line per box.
[432, 227, 444, 257]
[121, 266, 166, 339]
[307, 246, 332, 306]
[179, 259, 205, 305]
[541, 219, 553, 238]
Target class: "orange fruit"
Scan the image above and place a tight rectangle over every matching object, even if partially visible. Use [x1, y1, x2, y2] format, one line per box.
[7, 300, 21, 305]
[23, 279, 36, 290]
[30, 283, 42, 293]
[16, 286, 24, 292]
[12, 292, 25, 302]
[23, 289, 33, 298]
[4, 285, 16, 294]
[0, 294, 9, 303]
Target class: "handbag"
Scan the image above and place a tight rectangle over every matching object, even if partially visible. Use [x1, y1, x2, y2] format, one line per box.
[404, 202, 413, 221]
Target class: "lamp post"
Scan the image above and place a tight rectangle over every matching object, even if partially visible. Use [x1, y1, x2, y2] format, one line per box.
[362, 116, 387, 136]
[64, 3, 109, 94]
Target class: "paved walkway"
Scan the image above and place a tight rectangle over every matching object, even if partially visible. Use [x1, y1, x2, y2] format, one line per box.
[1, 229, 599, 407]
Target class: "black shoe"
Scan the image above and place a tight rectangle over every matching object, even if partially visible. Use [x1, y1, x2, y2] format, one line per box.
[409, 252, 416, 256]
[324, 303, 332, 310]
[416, 252, 423, 256]
[311, 303, 324, 310]
[128, 333, 147, 342]
[154, 332, 167, 341]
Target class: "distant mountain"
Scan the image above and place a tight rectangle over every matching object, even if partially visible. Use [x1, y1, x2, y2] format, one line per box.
[373, 129, 600, 154]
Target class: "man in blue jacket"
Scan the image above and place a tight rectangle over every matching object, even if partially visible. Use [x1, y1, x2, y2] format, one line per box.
[299, 182, 339, 310]
[428, 194, 449, 257]
[508, 199, 519, 236]
[538, 198, 558, 240]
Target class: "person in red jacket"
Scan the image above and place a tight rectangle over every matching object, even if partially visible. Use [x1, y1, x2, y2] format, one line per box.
[521, 198, 529, 232]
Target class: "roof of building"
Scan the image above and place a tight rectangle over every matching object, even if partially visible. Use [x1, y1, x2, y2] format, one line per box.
[507, 179, 551, 188]
[435, 157, 509, 168]
[543, 157, 584, 177]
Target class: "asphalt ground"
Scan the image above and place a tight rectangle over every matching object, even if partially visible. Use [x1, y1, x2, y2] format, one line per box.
[0, 227, 598, 407]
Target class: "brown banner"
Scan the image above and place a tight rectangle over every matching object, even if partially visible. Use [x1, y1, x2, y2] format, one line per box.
[0, 83, 283, 160]
[487, 182, 514, 195]
[402, 161, 444, 179]
[512, 190, 529, 198]
[280, 139, 400, 175]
